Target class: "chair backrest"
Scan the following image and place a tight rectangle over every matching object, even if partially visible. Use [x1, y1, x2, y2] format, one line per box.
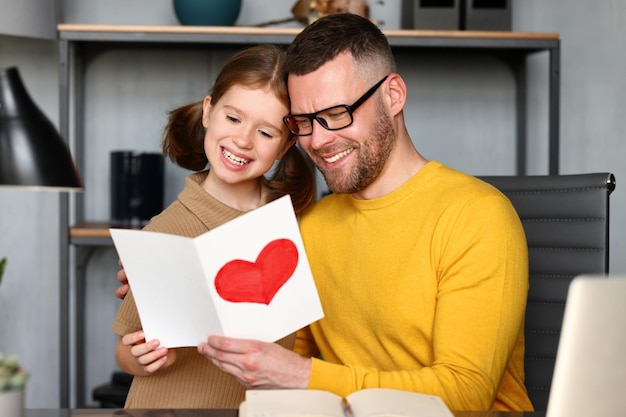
[478, 173, 616, 411]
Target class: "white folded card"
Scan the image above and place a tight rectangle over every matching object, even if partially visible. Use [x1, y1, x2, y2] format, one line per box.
[110, 195, 324, 347]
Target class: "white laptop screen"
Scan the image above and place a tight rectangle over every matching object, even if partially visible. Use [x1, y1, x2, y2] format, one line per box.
[546, 275, 626, 417]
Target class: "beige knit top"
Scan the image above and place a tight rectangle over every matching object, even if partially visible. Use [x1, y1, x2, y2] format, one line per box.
[112, 171, 295, 408]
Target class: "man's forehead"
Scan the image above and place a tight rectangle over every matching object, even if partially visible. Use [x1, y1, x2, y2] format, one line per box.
[289, 86, 347, 114]
[287, 68, 358, 113]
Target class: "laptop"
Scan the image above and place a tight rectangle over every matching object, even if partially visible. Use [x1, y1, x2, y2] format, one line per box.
[545, 275, 626, 417]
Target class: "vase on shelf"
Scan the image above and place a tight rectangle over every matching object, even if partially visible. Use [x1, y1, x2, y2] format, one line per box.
[173, 0, 242, 26]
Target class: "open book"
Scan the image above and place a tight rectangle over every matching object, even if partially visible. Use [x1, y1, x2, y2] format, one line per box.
[240, 388, 454, 417]
[109, 195, 324, 347]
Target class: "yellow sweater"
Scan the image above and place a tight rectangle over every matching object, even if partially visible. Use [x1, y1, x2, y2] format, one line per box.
[296, 161, 533, 412]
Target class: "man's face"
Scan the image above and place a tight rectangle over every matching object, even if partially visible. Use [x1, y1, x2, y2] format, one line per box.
[287, 54, 395, 195]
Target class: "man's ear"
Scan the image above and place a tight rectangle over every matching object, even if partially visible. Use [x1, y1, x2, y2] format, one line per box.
[386, 73, 407, 116]
[202, 96, 212, 127]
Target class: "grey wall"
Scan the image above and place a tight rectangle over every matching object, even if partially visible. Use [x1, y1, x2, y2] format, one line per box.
[0, 34, 63, 407]
[0, 0, 624, 408]
[0, 0, 59, 39]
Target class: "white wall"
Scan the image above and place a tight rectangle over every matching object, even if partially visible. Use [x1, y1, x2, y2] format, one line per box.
[1, 0, 625, 408]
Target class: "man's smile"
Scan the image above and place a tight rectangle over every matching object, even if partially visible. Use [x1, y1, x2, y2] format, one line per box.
[322, 147, 355, 164]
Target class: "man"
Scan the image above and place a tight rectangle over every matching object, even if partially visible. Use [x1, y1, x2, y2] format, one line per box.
[119, 13, 532, 412]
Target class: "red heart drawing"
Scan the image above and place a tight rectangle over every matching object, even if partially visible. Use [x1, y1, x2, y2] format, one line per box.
[214, 238, 299, 305]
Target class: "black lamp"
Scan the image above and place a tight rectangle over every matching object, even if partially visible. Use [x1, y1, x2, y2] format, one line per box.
[0, 66, 83, 190]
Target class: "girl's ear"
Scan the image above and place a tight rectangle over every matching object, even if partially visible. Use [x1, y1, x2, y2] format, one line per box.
[201, 96, 212, 128]
[276, 137, 297, 160]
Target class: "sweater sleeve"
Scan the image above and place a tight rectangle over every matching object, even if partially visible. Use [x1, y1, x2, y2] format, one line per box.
[293, 326, 320, 358]
[112, 289, 142, 336]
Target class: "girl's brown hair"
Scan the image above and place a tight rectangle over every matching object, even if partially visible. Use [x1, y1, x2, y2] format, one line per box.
[161, 45, 316, 214]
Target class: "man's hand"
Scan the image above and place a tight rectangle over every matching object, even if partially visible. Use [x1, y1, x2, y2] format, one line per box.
[198, 336, 312, 389]
[115, 258, 130, 300]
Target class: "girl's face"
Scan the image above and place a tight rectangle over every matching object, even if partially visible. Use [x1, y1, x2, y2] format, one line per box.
[201, 85, 294, 188]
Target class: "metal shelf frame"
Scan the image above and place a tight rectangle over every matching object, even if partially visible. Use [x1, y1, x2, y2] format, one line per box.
[57, 24, 560, 408]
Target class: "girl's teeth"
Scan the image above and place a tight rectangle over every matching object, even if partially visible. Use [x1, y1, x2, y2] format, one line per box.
[223, 148, 250, 165]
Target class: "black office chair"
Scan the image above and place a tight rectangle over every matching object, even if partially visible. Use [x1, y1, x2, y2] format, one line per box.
[479, 172, 616, 411]
[92, 370, 132, 408]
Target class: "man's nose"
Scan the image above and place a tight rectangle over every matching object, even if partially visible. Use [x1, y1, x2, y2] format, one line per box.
[308, 120, 333, 150]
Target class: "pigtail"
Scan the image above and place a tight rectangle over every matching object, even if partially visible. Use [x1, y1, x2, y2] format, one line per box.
[265, 144, 316, 215]
[162, 101, 208, 171]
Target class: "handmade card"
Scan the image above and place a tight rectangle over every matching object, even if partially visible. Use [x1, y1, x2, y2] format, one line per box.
[109, 195, 324, 347]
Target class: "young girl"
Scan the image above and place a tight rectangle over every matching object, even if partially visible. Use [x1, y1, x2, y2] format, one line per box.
[112, 44, 316, 408]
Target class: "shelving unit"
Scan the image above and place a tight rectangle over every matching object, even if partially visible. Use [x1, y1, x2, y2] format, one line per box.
[57, 24, 560, 407]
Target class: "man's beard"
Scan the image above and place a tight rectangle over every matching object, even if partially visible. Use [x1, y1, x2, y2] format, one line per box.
[321, 106, 395, 195]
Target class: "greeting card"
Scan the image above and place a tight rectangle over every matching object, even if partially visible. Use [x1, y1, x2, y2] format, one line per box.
[109, 195, 323, 347]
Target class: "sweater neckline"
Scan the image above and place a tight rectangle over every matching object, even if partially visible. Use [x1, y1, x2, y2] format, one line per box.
[346, 160, 443, 211]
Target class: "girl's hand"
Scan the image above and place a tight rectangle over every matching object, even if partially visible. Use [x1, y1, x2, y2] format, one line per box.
[120, 330, 177, 375]
[115, 259, 130, 300]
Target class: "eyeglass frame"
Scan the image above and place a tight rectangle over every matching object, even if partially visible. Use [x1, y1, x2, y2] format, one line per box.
[283, 74, 390, 137]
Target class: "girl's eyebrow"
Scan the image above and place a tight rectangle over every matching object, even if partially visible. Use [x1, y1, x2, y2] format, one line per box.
[222, 104, 285, 133]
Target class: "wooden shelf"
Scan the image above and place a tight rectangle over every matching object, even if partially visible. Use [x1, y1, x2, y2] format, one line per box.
[58, 23, 558, 40]
[70, 222, 140, 245]
[57, 23, 558, 52]
[70, 221, 113, 238]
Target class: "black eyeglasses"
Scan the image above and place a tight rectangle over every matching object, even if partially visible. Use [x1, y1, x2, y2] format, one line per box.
[283, 75, 390, 137]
